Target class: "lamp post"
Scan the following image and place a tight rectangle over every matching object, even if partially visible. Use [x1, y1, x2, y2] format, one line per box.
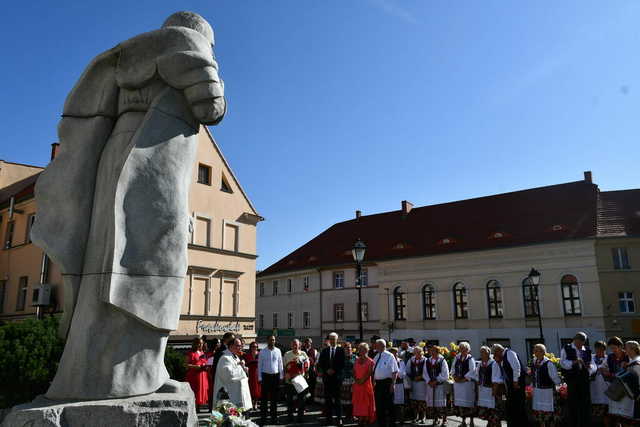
[352, 239, 366, 342]
[528, 268, 544, 344]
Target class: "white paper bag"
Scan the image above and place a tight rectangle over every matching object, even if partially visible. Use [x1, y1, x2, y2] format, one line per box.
[291, 375, 309, 394]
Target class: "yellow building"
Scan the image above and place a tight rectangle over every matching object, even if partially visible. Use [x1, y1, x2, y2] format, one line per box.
[0, 127, 261, 344]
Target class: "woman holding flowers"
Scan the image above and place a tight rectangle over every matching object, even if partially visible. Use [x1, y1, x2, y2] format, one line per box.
[474, 346, 502, 427]
[185, 337, 210, 407]
[284, 339, 310, 423]
[352, 342, 376, 426]
[531, 343, 562, 426]
[424, 345, 450, 427]
[451, 341, 476, 427]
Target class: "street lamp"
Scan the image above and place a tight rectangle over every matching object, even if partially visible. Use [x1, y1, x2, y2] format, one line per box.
[352, 239, 366, 342]
[528, 268, 544, 344]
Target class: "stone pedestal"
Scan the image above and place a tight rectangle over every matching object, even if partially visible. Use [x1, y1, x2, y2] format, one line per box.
[1, 382, 198, 427]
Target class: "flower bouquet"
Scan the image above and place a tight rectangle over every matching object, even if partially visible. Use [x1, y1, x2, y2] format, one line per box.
[207, 400, 258, 427]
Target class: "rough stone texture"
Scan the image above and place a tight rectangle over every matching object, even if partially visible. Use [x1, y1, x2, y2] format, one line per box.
[1, 382, 198, 427]
[28, 11, 227, 401]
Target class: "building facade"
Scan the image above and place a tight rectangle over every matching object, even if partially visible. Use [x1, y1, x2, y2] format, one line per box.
[257, 173, 639, 356]
[0, 127, 261, 344]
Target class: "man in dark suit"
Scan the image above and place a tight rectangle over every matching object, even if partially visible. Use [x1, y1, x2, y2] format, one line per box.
[317, 332, 346, 426]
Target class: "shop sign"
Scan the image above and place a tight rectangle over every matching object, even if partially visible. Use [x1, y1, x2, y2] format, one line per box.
[257, 328, 295, 337]
[196, 320, 241, 334]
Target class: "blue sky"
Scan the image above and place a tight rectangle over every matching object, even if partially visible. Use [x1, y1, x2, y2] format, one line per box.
[1, 1, 639, 269]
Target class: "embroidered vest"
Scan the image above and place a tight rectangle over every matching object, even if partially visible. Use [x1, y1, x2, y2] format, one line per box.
[478, 361, 494, 387]
[502, 349, 526, 387]
[426, 357, 444, 382]
[409, 357, 426, 380]
[532, 360, 553, 388]
[607, 353, 629, 376]
[454, 356, 471, 378]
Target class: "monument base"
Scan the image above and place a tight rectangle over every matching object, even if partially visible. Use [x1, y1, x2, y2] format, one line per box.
[1, 382, 198, 427]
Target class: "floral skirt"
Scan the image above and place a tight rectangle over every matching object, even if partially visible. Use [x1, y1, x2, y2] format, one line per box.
[341, 378, 353, 405]
[411, 399, 427, 413]
[455, 406, 476, 417]
[477, 407, 502, 427]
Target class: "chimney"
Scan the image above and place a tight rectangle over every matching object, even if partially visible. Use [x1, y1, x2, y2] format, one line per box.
[355, 210, 362, 219]
[50, 143, 60, 161]
[401, 200, 413, 215]
[583, 171, 592, 183]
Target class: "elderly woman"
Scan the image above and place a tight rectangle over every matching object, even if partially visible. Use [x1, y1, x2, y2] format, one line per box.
[424, 345, 449, 427]
[352, 342, 376, 425]
[607, 336, 631, 423]
[341, 342, 356, 418]
[610, 340, 640, 426]
[284, 339, 310, 423]
[451, 341, 476, 427]
[531, 343, 562, 426]
[474, 346, 501, 427]
[406, 346, 428, 423]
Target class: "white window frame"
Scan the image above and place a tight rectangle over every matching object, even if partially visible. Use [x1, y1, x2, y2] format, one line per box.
[334, 271, 345, 289]
[287, 312, 294, 329]
[619, 291, 635, 313]
[334, 303, 344, 322]
[272, 280, 278, 296]
[303, 276, 310, 292]
[612, 247, 631, 270]
[303, 311, 311, 329]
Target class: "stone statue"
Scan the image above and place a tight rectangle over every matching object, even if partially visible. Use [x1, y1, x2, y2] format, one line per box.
[30, 11, 226, 400]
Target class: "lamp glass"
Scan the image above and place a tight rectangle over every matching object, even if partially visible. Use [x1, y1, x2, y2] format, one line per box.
[528, 268, 541, 286]
[352, 239, 366, 263]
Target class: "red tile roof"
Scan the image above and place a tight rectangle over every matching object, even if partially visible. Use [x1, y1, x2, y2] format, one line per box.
[259, 180, 607, 277]
[598, 189, 640, 237]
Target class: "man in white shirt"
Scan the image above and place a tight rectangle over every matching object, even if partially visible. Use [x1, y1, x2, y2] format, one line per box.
[560, 332, 595, 427]
[258, 335, 284, 425]
[372, 339, 399, 426]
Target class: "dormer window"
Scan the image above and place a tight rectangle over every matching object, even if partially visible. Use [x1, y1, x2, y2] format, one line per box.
[220, 173, 233, 193]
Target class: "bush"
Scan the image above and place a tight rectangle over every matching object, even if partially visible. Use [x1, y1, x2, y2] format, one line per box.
[0, 316, 64, 408]
[165, 345, 187, 381]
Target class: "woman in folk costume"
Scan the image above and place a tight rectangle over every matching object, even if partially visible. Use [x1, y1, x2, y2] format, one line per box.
[474, 346, 502, 427]
[185, 337, 209, 407]
[406, 346, 429, 423]
[390, 348, 407, 423]
[590, 341, 609, 421]
[609, 340, 640, 426]
[451, 341, 477, 427]
[340, 342, 356, 417]
[531, 344, 562, 426]
[424, 345, 450, 427]
[606, 336, 631, 423]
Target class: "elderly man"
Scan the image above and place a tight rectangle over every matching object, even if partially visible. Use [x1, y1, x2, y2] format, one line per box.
[318, 332, 346, 426]
[373, 338, 399, 426]
[492, 344, 528, 427]
[560, 332, 595, 427]
[302, 338, 319, 400]
[213, 338, 252, 410]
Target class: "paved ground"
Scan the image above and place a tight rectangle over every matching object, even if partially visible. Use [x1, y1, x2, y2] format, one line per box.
[197, 403, 494, 426]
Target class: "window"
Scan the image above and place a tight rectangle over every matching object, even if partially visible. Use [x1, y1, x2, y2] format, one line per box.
[258, 314, 264, 329]
[333, 271, 344, 289]
[486, 338, 511, 349]
[16, 276, 28, 311]
[220, 174, 233, 193]
[453, 282, 468, 319]
[0, 280, 5, 313]
[334, 303, 344, 322]
[259, 282, 264, 297]
[26, 214, 36, 244]
[221, 280, 237, 316]
[303, 276, 310, 292]
[523, 277, 539, 317]
[393, 286, 406, 320]
[487, 280, 503, 318]
[287, 279, 293, 293]
[272, 280, 278, 296]
[273, 312, 278, 328]
[223, 223, 239, 252]
[360, 268, 368, 286]
[561, 274, 582, 315]
[194, 216, 211, 246]
[4, 221, 14, 249]
[287, 312, 294, 328]
[422, 284, 436, 320]
[526, 338, 545, 358]
[197, 164, 211, 185]
[358, 302, 369, 322]
[303, 311, 311, 329]
[619, 292, 635, 313]
[612, 248, 631, 270]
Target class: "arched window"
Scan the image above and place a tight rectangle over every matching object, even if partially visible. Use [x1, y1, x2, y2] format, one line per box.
[453, 282, 468, 319]
[561, 275, 582, 315]
[486, 280, 503, 318]
[393, 286, 406, 320]
[422, 285, 436, 320]
[522, 277, 539, 317]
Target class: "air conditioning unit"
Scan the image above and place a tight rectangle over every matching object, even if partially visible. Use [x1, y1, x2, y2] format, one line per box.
[32, 284, 52, 306]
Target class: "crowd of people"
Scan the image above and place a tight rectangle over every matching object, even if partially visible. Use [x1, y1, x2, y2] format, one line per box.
[183, 331, 640, 427]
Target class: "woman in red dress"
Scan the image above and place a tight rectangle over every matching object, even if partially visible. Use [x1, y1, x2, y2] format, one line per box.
[243, 341, 261, 410]
[185, 337, 209, 407]
[352, 342, 376, 425]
